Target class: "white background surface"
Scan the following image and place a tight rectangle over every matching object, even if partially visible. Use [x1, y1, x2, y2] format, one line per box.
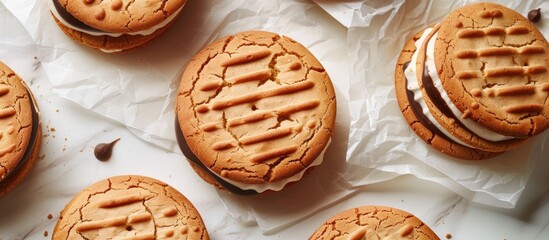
[339, 0, 549, 208]
[0, 0, 548, 239]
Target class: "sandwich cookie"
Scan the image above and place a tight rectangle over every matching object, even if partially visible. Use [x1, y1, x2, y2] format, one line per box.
[49, 0, 188, 53]
[0, 61, 42, 196]
[53, 175, 209, 240]
[309, 206, 439, 240]
[176, 31, 336, 194]
[395, 3, 549, 160]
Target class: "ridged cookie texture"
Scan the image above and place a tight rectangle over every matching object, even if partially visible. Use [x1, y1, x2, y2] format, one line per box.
[56, 0, 187, 33]
[53, 175, 209, 240]
[436, 2, 549, 138]
[176, 31, 336, 193]
[309, 206, 439, 240]
[414, 25, 525, 155]
[395, 2, 549, 160]
[0, 61, 41, 196]
[395, 30, 499, 160]
[50, 0, 188, 52]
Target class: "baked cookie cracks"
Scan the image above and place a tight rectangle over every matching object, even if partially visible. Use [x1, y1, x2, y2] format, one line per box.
[49, 0, 188, 52]
[0, 61, 41, 196]
[395, 3, 549, 160]
[309, 206, 439, 240]
[53, 176, 209, 240]
[176, 31, 336, 194]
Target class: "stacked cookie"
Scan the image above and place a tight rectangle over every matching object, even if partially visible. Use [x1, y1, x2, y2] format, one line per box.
[49, 0, 188, 52]
[395, 2, 549, 160]
[176, 31, 337, 194]
[0, 62, 42, 196]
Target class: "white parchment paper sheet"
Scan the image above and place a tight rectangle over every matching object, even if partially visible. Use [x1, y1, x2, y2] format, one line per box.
[318, 0, 549, 208]
[0, 0, 395, 233]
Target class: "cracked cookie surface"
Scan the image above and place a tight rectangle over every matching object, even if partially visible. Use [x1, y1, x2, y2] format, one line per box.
[57, 0, 187, 33]
[436, 2, 549, 137]
[309, 206, 439, 240]
[0, 61, 41, 195]
[53, 175, 209, 240]
[176, 31, 336, 188]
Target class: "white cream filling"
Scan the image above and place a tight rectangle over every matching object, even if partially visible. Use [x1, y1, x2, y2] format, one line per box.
[405, 28, 474, 148]
[405, 27, 514, 148]
[425, 32, 513, 142]
[98, 48, 124, 53]
[211, 139, 331, 193]
[48, 0, 184, 37]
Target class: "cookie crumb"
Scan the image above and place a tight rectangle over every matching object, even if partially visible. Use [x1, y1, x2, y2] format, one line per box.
[50, 127, 56, 132]
[47, 213, 53, 219]
[445, 233, 452, 239]
[43, 230, 48, 237]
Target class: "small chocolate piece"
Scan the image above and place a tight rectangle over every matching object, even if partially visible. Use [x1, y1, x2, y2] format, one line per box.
[94, 138, 120, 161]
[528, 8, 541, 23]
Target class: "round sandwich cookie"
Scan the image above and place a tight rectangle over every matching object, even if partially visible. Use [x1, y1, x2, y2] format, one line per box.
[53, 175, 209, 240]
[48, 0, 188, 53]
[0, 61, 42, 196]
[176, 31, 336, 195]
[395, 2, 549, 160]
[310, 206, 439, 240]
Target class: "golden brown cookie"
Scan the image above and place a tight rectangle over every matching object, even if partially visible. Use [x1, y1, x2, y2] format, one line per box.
[436, 2, 549, 138]
[309, 206, 439, 240]
[49, 0, 188, 53]
[394, 3, 549, 160]
[395, 29, 499, 160]
[53, 175, 209, 240]
[0, 61, 42, 196]
[414, 24, 525, 154]
[176, 31, 336, 194]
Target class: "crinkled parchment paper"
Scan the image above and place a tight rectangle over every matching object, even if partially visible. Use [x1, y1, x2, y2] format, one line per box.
[0, 0, 395, 233]
[317, 0, 549, 208]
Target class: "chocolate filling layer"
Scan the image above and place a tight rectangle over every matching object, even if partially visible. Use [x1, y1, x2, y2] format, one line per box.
[0, 90, 39, 189]
[421, 65, 459, 120]
[419, 50, 485, 143]
[175, 118, 258, 195]
[51, 0, 103, 33]
[404, 61, 453, 143]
